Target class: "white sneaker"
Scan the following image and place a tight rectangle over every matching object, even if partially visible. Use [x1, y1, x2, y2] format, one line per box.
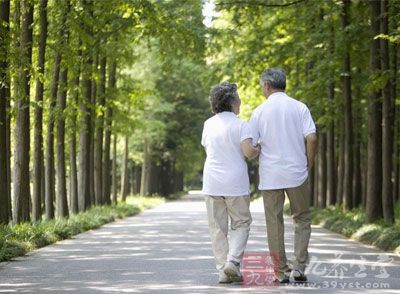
[223, 261, 243, 282]
[218, 270, 231, 283]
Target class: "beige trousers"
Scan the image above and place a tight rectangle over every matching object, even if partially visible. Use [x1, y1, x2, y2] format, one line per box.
[262, 179, 311, 279]
[205, 195, 252, 270]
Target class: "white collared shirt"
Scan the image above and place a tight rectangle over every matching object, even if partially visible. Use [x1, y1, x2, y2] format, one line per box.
[201, 112, 252, 196]
[249, 92, 316, 190]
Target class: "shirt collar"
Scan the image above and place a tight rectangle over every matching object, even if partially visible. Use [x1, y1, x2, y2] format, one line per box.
[267, 91, 286, 100]
[217, 111, 237, 117]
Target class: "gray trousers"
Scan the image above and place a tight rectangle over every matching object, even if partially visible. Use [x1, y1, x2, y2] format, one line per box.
[262, 179, 311, 279]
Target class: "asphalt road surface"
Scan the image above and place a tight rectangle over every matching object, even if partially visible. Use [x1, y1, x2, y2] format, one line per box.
[1, 192, 399, 293]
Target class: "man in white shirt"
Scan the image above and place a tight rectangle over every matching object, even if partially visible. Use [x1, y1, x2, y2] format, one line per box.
[249, 68, 318, 283]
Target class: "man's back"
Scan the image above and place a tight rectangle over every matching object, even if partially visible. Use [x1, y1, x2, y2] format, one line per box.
[250, 92, 316, 190]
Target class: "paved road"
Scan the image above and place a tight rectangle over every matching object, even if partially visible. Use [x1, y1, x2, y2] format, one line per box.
[1, 192, 399, 293]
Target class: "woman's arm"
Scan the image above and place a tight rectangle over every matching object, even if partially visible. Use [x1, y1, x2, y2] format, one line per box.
[241, 138, 260, 160]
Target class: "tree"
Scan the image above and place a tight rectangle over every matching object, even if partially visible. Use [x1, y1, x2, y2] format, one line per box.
[341, 0, 353, 211]
[13, 0, 33, 223]
[0, 0, 10, 224]
[78, 0, 93, 212]
[366, 0, 383, 222]
[32, 0, 48, 222]
[94, 56, 106, 205]
[381, 0, 394, 224]
[103, 61, 116, 204]
[121, 135, 130, 200]
[56, 0, 71, 218]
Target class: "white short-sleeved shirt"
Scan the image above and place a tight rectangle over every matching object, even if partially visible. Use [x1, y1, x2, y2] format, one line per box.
[249, 92, 316, 190]
[201, 112, 252, 196]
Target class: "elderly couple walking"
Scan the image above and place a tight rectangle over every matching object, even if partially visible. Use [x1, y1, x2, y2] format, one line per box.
[201, 67, 318, 284]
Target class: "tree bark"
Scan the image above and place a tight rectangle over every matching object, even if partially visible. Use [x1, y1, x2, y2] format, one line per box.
[55, 0, 70, 218]
[309, 165, 315, 207]
[45, 53, 60, 220]
[13, 0, 33, 223]
[120, 136, 130, 201]
[103, 61, 116, 205]
[45, 2, 69, 219]
[326, 81, 336, 206]
[341, 0, 353, 211]
[336, 127, 345, 205]
[69, 61, 80, 214]
[353, 74, 362, 208]
[140, 138, 151, 196]
[56, 66, 69, 218]
[392, 44, 398, 202]
[32, 0, 48, 222]
[94, 56, 106, 205]
[317, 132, 327, 208]
[0, 0, 10, 224]
[313, 156, 318, 207]
[89, 54, 98, 206]
[380, 0, 394, 224]
[78, 55, 92, 211]
[112, 134, 117, 203]
[366, 0, 383, 222]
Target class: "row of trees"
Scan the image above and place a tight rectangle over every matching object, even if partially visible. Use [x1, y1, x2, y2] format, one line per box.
[0, 0, 209, 225]
[210, 0, 400, 223]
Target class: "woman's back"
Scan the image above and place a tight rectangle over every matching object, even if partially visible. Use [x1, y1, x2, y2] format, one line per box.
[201, 112, 251, 196]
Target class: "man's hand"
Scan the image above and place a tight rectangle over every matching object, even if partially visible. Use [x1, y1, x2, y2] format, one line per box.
[305, 133, 318, 172]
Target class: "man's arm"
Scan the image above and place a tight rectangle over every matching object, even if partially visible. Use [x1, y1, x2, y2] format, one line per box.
[305, 133, 318, 172]
[241, 138, 260, 160]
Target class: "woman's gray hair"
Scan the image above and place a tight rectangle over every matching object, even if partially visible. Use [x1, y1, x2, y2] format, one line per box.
[209, 82, 238, 113]
[260, 67, 286, 90]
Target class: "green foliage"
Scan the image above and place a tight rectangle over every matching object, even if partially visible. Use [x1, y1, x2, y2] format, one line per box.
[0, 196, 164, 262]
[311, 204, 400, 253]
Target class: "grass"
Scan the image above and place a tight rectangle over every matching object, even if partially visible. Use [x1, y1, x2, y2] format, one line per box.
[309, 203, 400, 255]
[0, 195, 164, 262]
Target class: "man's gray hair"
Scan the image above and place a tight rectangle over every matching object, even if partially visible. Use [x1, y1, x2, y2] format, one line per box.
[260, 67, 286, 90]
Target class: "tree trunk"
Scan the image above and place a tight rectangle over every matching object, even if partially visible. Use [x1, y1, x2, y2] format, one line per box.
[140, 138, 151, 196]
[32, 0, 47, 222]
[352, 68, 363, 208]
[0, 0, 10, 224]
[326, 81, 336, 206]
[309, 165, 315, 207]
[133, 165, 141, 194]
[56, 66, 69, 218]
[313, 156, 318, 207]
[55, 0, 70, 218]
[353, 135, 362, 207]
[366, 0, 383, 222]
[94, 56, 106, 205]
[89, 54, 97, 206]
[392, 44, 398, 202]
[112, 134, 117, 203]
[45, 52, 60, 220]
[13, 0, 33, 223]
[317, 132, 327, 208]
[78, 62, 92, 211]
[336, 128, 345, 205]
[120, 136, 130, 201]
[103, 61, 116, 205]
[380, 0, 394, 224]
[342, 0, 353, 211]
[69, 63, 80, 214]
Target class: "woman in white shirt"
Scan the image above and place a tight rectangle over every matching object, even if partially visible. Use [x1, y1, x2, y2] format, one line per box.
[201, 82, 260, 283]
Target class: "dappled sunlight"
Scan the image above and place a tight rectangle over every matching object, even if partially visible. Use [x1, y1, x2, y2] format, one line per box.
[1, 194, 400, 293]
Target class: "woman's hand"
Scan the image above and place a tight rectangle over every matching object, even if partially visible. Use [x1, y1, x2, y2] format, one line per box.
[241, 139, 260, 160]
